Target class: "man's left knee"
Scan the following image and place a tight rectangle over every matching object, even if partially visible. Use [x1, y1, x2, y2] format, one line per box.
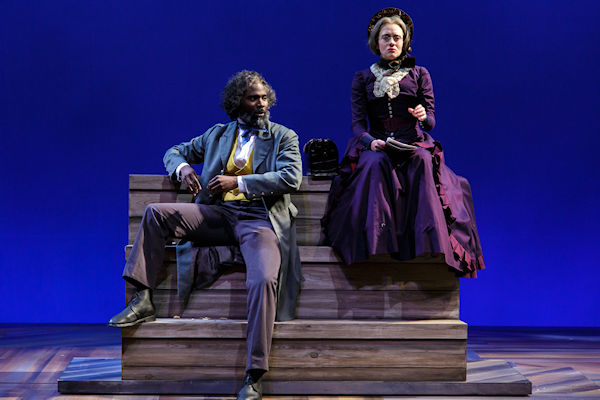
[242, 227, 280, 287]
[247, 269, 279, 289]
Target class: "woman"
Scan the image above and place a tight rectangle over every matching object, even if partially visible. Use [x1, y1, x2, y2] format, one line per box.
[322, 8, 485, 277]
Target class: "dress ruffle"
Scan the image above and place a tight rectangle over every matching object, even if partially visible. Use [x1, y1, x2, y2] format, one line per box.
[427, 139, 485, 277]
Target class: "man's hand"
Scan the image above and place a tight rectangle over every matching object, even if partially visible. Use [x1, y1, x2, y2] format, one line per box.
[370, 139, 387, 152]
[208, 175, 238, 194]
[407, 104, 427, 122]
[180, 165, 201, 196]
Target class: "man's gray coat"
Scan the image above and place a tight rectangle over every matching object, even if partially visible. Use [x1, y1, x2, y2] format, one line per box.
[163, 120, 303, 321]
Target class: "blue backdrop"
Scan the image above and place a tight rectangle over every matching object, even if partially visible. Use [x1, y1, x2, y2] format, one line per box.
[1, 0, 599, 326]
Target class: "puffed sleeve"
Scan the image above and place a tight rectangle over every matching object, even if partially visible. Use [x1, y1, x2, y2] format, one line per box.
[416, 67, 436, 131]
[351, 71, 375, 148]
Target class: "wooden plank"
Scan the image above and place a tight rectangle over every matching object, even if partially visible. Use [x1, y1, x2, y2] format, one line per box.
[129, 216, 324, 245]
[141, 263, 457, 292]
[298, 176, 333, 192]
[129, 174, 176, 191]
[297, 288, 460, 320]
[148, 288, 459, 320]
[290, 192, 328, 218]
[129, 174, 332, 192]
[124, 244, 449, 265]
[128, 218, 139, 244]
[122, 339, 466, 368]
[121, 365, 466, 382]
[299, 245, 339, 262]
[122, 318, 468, 340]
[297, 263, 457, 290]
[295, 217, 322, 246]
[128, 191, 328, 219]
[129, 191, 193, 217]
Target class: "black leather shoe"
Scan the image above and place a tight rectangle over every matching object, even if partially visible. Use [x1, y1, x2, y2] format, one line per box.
[236, 373, 262, 400]
[108, 288, 156, 327]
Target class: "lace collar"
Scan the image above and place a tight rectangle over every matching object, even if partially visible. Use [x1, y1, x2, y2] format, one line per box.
[370, 63, 410, 99]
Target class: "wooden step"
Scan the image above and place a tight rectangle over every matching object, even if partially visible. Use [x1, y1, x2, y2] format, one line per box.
[124, 245, 459, 320]
[123, 318, 467, 339]
[121, 318, 467, 382]
[128, 174, 332, 245]
[128, 174, 333, 192]
[125, 244, 448, 264]
[130, 215, 324, 245]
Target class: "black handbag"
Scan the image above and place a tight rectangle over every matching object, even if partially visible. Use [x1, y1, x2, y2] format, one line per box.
[303, 138, 339, 177]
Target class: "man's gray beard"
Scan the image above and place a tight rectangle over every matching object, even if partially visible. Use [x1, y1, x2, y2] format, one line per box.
[238, 110, 270, 129]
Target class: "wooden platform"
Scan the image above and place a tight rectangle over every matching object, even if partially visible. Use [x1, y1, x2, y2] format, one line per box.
[121, 174, 470, 384]
[58, 355, 531, 396]
[5, 324, 598, 398]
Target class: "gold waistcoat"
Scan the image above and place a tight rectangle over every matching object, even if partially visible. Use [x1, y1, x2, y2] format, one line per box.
[223, 135, 253, 201]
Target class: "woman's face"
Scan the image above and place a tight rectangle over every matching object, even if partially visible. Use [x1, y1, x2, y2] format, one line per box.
[378, 23, 404, 60]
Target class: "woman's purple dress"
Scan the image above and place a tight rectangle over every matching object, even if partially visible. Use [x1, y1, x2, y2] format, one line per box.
[322, 65, 485, 277]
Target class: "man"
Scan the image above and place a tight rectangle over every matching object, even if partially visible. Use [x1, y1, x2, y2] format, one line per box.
[108, 70, 303, 400]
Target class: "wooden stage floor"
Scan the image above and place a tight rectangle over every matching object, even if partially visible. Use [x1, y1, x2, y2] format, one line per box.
[0, 324, 599, 399]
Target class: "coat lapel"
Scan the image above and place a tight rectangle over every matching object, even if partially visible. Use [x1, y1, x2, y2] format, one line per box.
[252, 123, 273, 172]
[218, 122, 237, 168]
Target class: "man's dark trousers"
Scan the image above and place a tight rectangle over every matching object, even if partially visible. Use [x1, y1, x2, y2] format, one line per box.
[123, 199, 281, 372]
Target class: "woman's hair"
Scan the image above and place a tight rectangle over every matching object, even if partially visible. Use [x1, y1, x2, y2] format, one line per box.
[368, 15, 410, 56]
[221, 70, 277, 120]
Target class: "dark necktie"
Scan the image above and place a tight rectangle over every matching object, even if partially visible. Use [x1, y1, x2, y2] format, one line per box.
[238, 124, 267, 145]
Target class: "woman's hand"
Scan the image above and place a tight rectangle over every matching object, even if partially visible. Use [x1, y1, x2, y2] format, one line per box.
[408, 104, 427, 122]
[370, 139, 387, 152]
